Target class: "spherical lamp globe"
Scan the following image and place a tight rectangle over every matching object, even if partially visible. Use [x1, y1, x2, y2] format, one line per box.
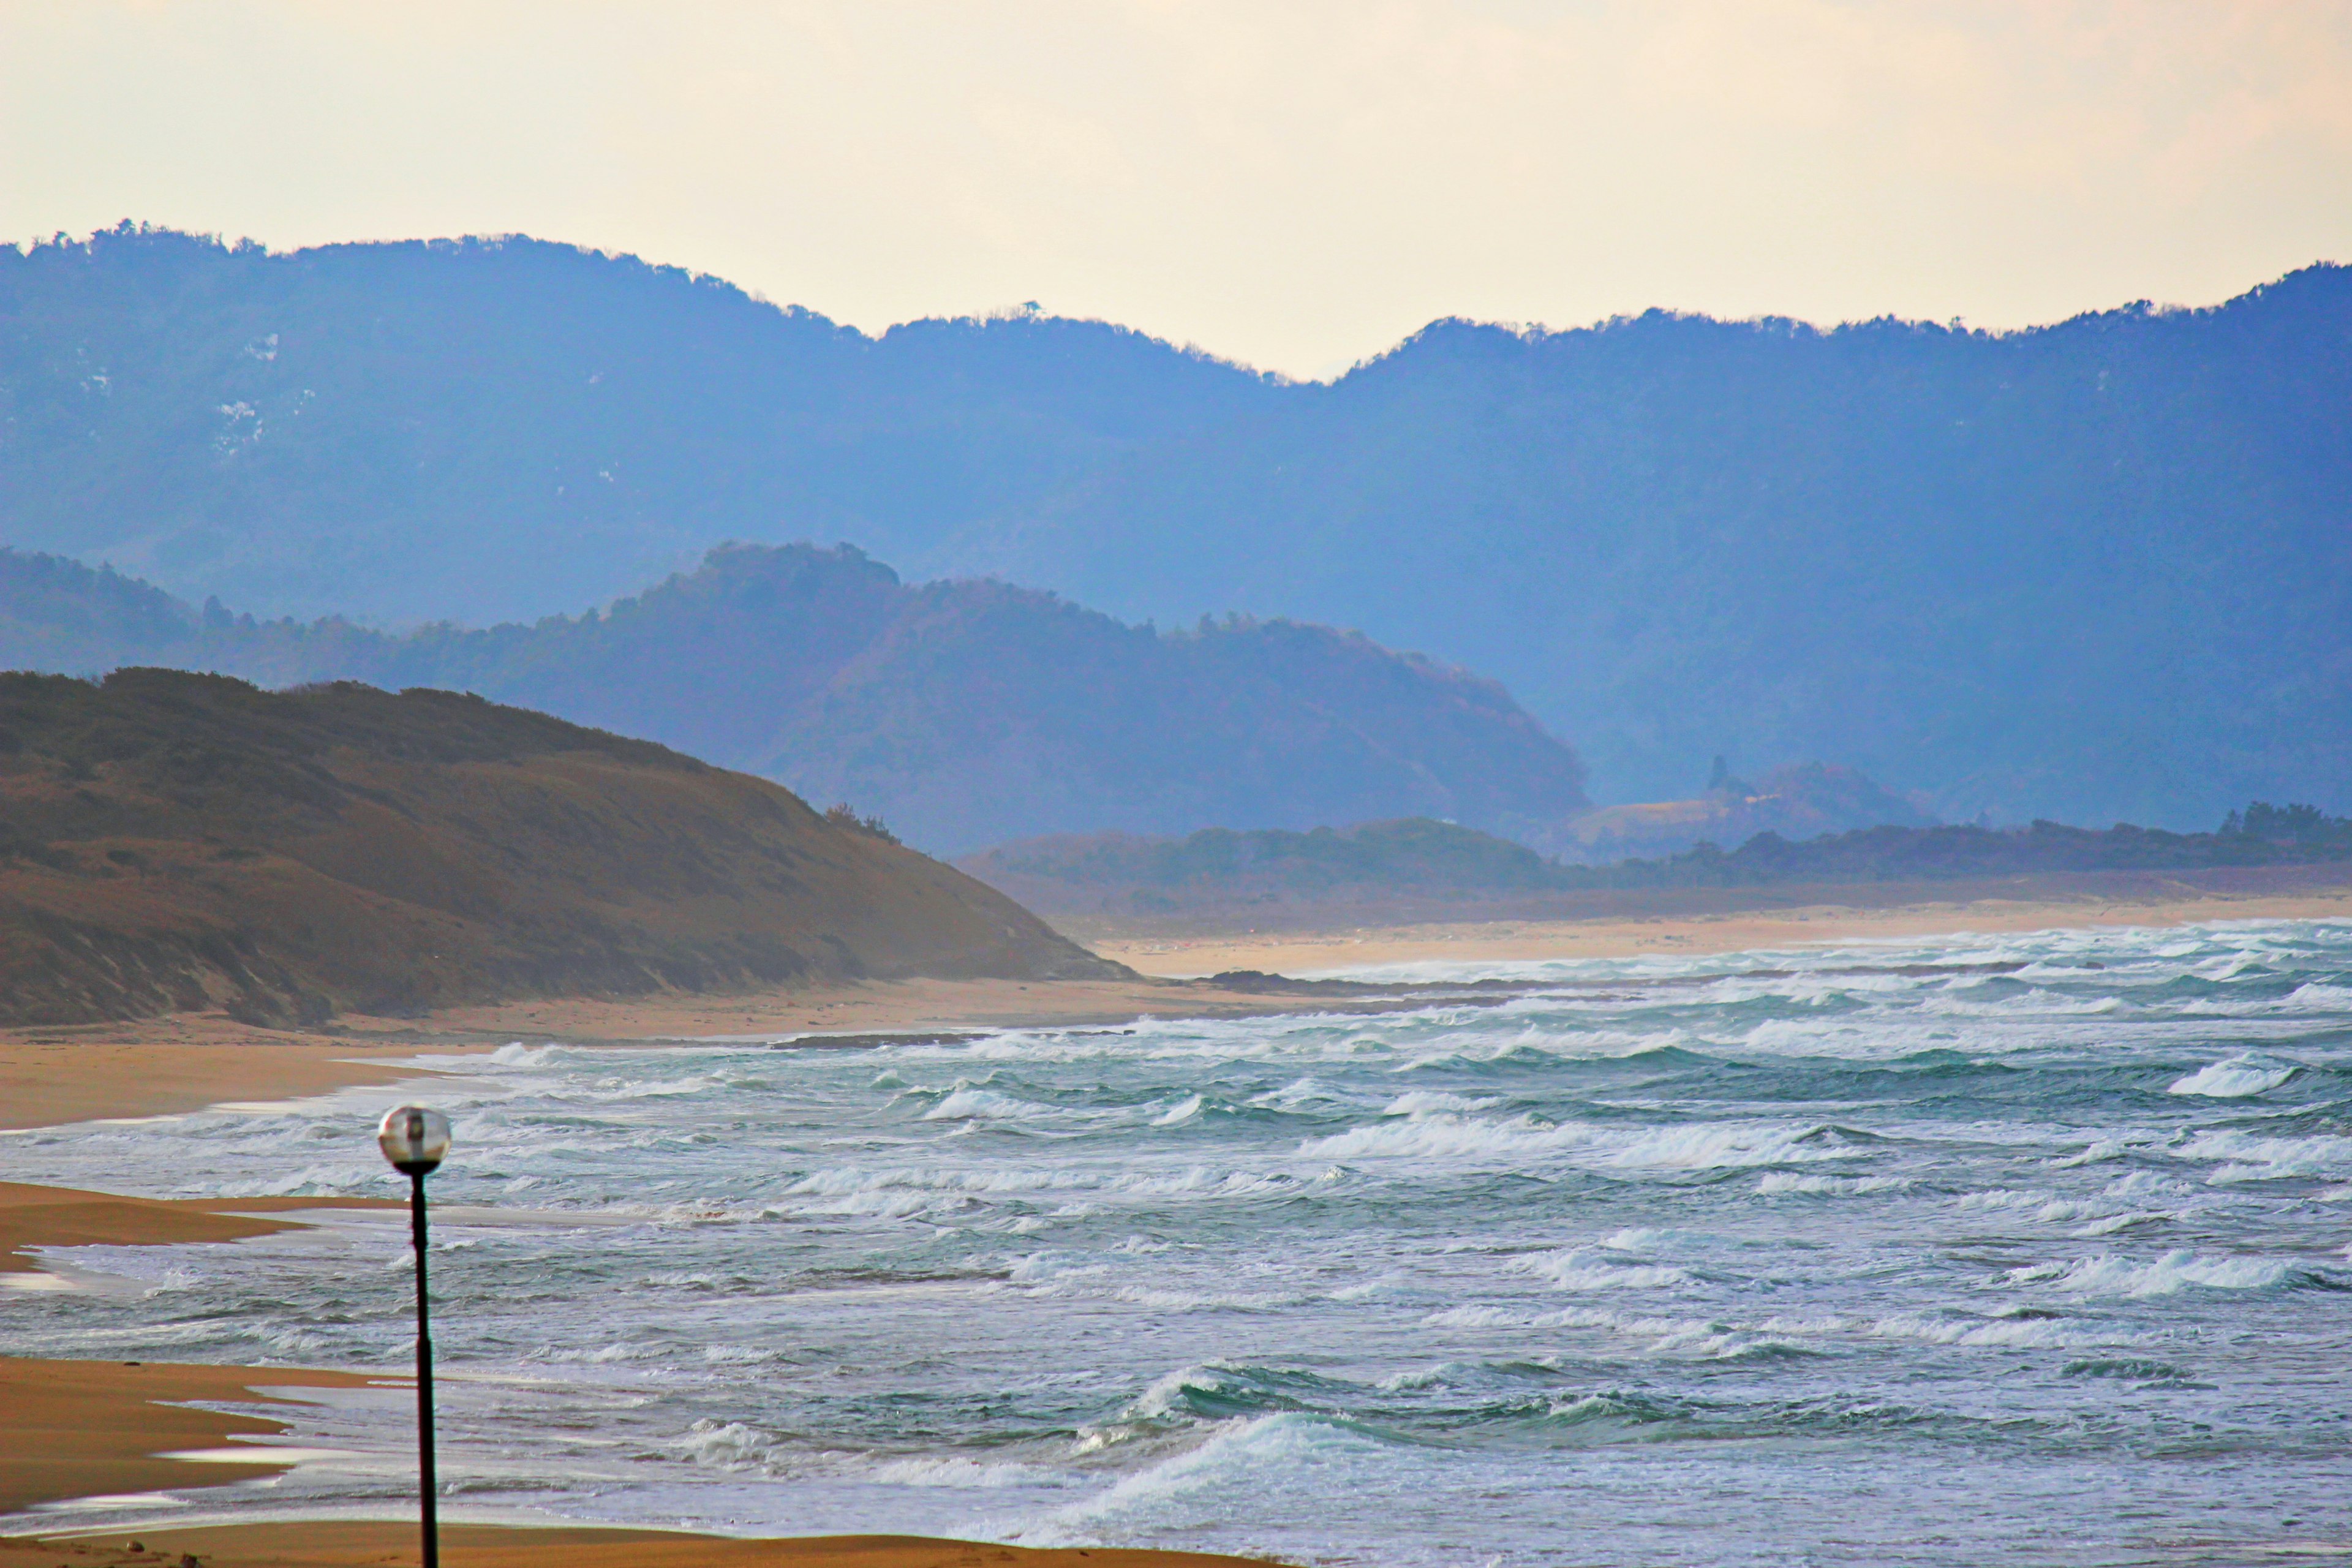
[377, 1106, 452, 1177]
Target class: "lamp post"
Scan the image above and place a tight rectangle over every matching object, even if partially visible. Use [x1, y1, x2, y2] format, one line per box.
[377, 1106, 452, 1568]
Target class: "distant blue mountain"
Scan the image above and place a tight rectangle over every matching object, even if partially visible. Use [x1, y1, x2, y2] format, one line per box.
[0, 224, 1278, 624]
[0, 543, 1591, 855]
[4, 223, 2346, 827]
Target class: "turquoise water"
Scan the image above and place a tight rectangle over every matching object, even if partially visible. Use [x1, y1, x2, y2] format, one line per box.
[4, 919, 2349, 1564]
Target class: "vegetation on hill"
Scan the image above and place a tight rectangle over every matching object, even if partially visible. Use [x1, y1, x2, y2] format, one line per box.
[0, 543, 1592, 855]
[0, 669, 1119, 1027]
[973, 271, 2352, 829]
[963, 818, 1571, 914]
[0, 225, 1276, 625]
[6, 225, 2347, 827]
[962, 805, 2352, 919]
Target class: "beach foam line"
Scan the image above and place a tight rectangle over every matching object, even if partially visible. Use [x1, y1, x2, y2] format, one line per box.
[0, 1180, 398, 1278]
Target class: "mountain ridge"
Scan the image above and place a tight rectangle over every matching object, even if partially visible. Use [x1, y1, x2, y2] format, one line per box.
[0, 543, 1594, 855]
[6, 224, 2347, 829]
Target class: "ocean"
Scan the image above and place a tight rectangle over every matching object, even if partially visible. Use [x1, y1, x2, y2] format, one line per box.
[4, 919, 2349, 1565]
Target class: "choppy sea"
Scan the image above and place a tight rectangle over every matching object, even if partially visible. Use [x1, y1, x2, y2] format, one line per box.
[4, 919, 2350, 1565]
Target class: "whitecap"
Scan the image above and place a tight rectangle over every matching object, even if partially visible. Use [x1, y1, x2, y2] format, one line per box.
[1025, 1411, 1387, 1541]
[2168, 1054, 2300, 1098]
[1297, 1112, 1583, 1163]
[2005, 1249, 2296, 1297]
[1381, 1090, 1499, 1117]
[867, 1454, 1065, 1490]
[671, 1418, 777, 1471]
[922, 1085, 1062, 1121]
[2176, 1128, 2352, 1182]
[1758, 1172, 1912, 1196]
[1603, 1120, 1861, 1172]
[1509, 1247, 1692, 1291]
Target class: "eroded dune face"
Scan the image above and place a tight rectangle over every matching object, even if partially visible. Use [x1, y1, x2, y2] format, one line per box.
[0, 669, 1119, 1027]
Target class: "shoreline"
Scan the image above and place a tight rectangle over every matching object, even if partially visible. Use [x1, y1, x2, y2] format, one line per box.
[0, 975, 1333, 1136]
[1091, 880, 2352, 976]
[1, 1525, 1266, 1567]
[9, 881, 2349, 1137]
[6, 888, 2350, 1550]
[0, 1357, 388, 1519]
[0, 1188, 1264, 1568]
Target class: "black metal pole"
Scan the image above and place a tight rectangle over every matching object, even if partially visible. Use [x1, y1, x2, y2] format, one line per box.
[409, 1170, 439, 1568]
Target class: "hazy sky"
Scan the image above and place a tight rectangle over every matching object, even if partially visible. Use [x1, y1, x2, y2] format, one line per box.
[4, 1, 2348, 376]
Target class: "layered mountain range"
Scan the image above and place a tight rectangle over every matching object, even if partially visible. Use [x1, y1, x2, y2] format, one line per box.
[0, 543, 1592, 854]
[5, 224, 2347, 827]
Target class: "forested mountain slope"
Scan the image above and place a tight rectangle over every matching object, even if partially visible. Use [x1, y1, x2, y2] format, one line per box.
[0, 544, 1591, 854]
[5, 225, 2347, 827]
[0, 224, 1276, 624]
[965, 269, 2352, 826]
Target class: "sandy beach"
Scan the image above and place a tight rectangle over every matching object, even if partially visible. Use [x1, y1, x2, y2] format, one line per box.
[0, 975, 1333, 1135]
[7, 886, 2350, 1561]
[0, 971, 1383, 1562]
[0, 1182, 1264, 1568]
[1094, 880, 2352, 976]
[0, 1523, 1264, 1567]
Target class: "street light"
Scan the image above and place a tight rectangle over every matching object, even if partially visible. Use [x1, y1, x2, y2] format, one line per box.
[377, 1106, 451, 1568]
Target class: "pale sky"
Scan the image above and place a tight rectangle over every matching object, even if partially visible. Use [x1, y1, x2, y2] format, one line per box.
[3, 1, 2348, 377]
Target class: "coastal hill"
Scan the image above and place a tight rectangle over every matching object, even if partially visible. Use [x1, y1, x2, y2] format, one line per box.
[0, 669, 1121, 1027]
[0, 545, 1593, 855]
[962, 807, 2352, 930]
[4, 227, 2348, 827]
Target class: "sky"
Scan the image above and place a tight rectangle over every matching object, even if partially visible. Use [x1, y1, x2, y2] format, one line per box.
[3, 1, 2349, 377]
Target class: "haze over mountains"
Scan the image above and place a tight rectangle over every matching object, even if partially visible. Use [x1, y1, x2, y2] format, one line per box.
[4, 224, 2348, 831]
[0, 543, 1591, 854]
[963, 806, 2352, 933]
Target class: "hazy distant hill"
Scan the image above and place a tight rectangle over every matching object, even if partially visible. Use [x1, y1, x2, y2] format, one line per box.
[0, 544, 1592, 854]
[962, 805, 2352, 929]
[970, 271, 2352, 828]
[0, 669, 1118, 1027]
[0, 224, 1275, 625]
[1551, 762, 1938, 863]
[962, 818, 1575, 921]
[6, 225, 2348, 827]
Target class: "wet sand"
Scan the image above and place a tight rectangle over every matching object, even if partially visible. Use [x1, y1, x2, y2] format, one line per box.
[0, 1180, 397, 1273]
[0, 976, 1313, 1134]
[0, 974, 1354, 1551]
[0, 1012, 462, 1133]
[0, 1186, 410, 1518]
[0, 1357, 385, 1515]
[0, 1525, 1258, 1567]
[0, 1191, 1260, 1567]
